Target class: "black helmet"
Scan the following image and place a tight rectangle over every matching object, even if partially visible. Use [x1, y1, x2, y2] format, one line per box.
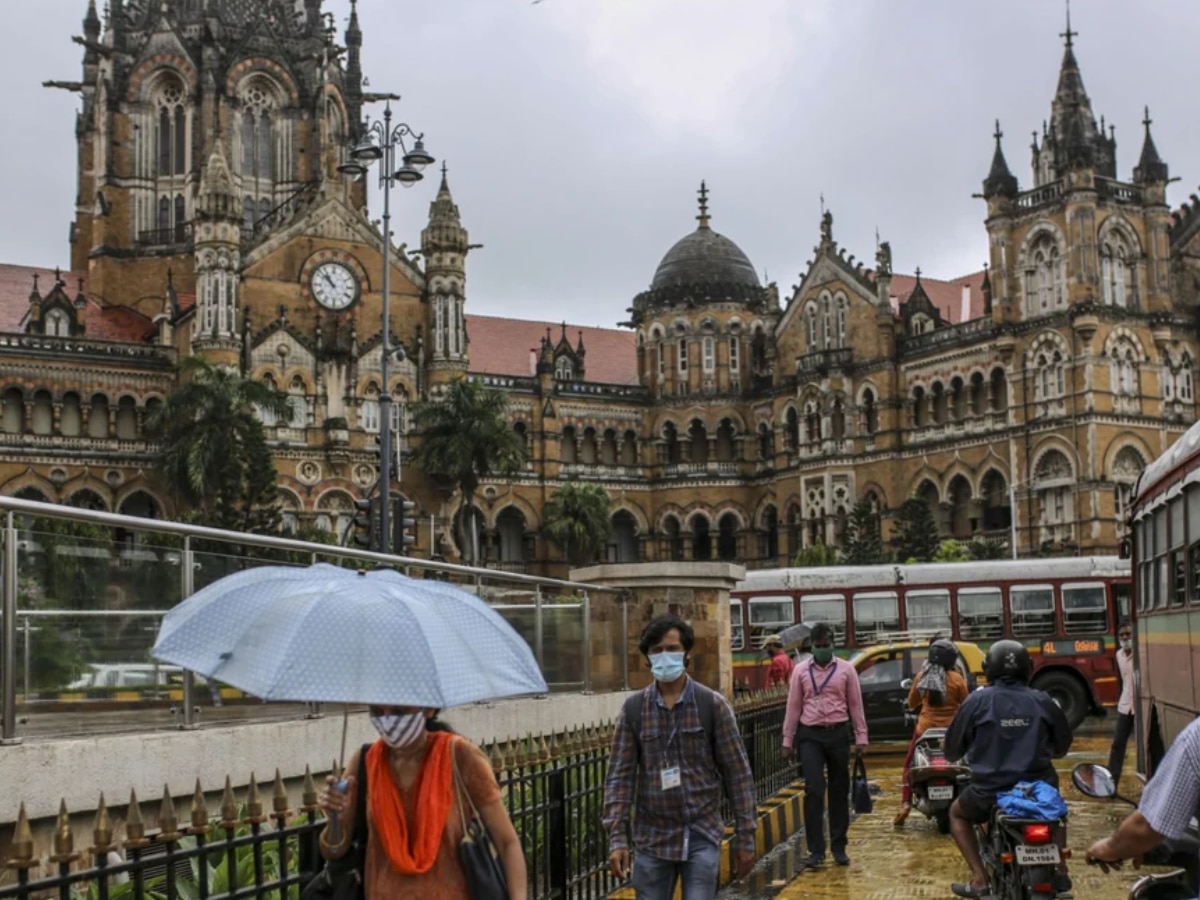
[929, 639, 959, 670]
[985, 639, 1033, 684]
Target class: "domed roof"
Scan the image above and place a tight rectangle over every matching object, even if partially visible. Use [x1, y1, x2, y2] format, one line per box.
[649, 183, 760, 292]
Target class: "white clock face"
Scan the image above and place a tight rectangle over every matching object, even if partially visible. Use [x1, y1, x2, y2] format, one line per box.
[310, 262, 359, 311]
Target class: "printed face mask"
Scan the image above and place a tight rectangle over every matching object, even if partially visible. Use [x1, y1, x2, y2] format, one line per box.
[650, 651, 686, 683]
[371, 712, 426, 748]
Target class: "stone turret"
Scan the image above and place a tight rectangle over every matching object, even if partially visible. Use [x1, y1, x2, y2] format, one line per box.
[422, 165, 471, 374]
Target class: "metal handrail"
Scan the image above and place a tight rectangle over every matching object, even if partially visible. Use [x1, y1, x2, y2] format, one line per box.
[0, 496, 620, 594]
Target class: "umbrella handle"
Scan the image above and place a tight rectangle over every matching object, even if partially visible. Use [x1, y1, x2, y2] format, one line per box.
[326, 780, 350, 844]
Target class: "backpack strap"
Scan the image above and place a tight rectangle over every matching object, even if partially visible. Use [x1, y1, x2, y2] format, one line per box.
[624, 682, 730, 798]
[622, 692, 645, 760]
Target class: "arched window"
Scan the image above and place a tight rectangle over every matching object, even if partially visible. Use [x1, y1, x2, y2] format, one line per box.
[1025, 234, 1065, 316]
[561, 426, 578, 465]
[662, 515, 684, 561]
[1101, 231, 1135, 308]
[836, 295, 848, 348]
[677, 338, 689, 373]
[1034, 449, 1075, 543]
[830, 398, 845, 440]
[692, 517, 712, 561]
[702, 336, 716, 373]
[1111, 447, 1145, 520]
[155, 76, 187, 177]
[804, 304, 818, 350]
[757, 422, 774, 460]
[912, 387, 927, 427]
[717, 513, 739, 561]
[715, 419, 736, 462]
[239, 77, 279, 229]
[663, 422, 680, 465]
[728, 336, 741, 380]
[1036, 350, 1066, 402]
[821, 296, 833, 349]
[288, 376, 308, 428]
[360, 382, 380, 432]
[1109, 341, 1138, 400]
[45, 308, 69, 337]
[620, 430, 638, 466]
[555, 356, 574, 381]
[610, 511, 639, 563]
[784, 408, 799, 452]
[496, 508, 528, 565]
[760, 505, 779, 561]
[688, 420, 708, 465]
[804, 401, 820, 444]
[861, 388, 878, 435]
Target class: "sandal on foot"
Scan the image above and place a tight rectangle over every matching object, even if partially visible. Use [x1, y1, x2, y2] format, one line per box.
[951, 883, 993, 899]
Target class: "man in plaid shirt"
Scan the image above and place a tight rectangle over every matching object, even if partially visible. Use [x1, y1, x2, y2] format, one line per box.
[1087, 716, 1200, 898]
[603, 615, 758, 900]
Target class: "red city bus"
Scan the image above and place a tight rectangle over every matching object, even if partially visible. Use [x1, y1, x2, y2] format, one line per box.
[731, 557, 1132, 730]
[1128, 420, 1200, 779]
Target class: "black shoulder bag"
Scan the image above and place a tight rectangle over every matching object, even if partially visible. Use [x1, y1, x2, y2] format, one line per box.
[452, 738, 510, 900]
[302, 744, 371, 900]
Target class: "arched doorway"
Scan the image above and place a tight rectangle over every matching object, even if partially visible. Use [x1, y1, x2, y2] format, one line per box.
[948, 475, 974, 540]
[610, 511, 638, 563]
[717, 513, 739, 561]
[692, 516, 712, 561]
[496, 507, 529, 566]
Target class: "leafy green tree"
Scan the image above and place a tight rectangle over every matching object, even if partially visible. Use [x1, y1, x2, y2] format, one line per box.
[933, 539, 971, 563]
[543, 483, 613, 567]
[967, 539, 1007, 560]
[842, 499, 886, 565]
[412, 378, 526, 563]
[891, 498, 941, 564]
[148, 357, 292, 534]
[793, 542, 841, 567]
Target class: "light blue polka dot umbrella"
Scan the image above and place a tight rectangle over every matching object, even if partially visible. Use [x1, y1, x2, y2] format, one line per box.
[151, 563, 548, 707]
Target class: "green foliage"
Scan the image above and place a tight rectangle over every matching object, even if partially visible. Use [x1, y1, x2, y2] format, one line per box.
[543, 483, 613, 567]
[26, 512, 112, 608]
[891, 498, 941, 564]
[793, 542, 841, 567]
[17, 575, 91, 690]
[841, 499, 886, 565]
[149, 357, 292, 535]
[968, 539, 1008, 560]
[413, 378, 526, 563]
[933, 539, 972, 563]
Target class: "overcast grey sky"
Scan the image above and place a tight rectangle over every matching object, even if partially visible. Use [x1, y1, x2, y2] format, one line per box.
[3, 1, 1198, 327]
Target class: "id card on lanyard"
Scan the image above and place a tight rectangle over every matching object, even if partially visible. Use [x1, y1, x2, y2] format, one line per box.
[659, 709, 683, 791]
[809, 661, 838, 697]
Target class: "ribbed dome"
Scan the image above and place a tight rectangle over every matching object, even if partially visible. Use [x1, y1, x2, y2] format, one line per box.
[650, 226, 761, 291]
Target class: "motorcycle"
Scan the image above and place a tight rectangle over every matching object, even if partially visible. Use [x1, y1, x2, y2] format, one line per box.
[975, 801, 1070, 900]
[906, 723, 970, 834]
[1071, 762, 1199, 900]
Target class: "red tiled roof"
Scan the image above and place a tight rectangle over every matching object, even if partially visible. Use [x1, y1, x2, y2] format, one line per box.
[0, 262, 156, 343]
[886, 269, 989, 324]
[465, 314, 639, 385]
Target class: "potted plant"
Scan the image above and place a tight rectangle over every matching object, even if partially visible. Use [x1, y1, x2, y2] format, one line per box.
[324, 416, 349, 444]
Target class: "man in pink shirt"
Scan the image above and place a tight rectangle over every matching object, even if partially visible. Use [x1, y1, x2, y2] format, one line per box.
[781, 622, 869, 870]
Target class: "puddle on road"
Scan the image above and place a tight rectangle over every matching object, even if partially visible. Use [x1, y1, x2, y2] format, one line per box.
[723, 734, 1167, 900]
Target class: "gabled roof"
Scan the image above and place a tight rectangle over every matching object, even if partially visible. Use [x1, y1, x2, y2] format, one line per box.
[0, 263, 157, 343]
[884, 269, 989, 324]
[466, 315, 638, 386]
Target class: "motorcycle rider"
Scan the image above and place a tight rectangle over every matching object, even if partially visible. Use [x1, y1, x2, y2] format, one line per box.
[943, 639, 1073, 899]
[894, 638, 970, 827]
[1086, 716, 1200, 897]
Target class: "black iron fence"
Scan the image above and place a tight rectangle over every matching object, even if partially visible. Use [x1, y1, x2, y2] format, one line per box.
[2, 692, 793, 900]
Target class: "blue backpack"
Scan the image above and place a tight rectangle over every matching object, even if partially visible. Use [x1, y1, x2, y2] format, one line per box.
[996, 781, 1068, 820]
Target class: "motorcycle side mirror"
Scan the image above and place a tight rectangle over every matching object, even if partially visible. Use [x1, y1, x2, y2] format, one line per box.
[900, 678, 914, 690]
[1072, 763, 1117, 798]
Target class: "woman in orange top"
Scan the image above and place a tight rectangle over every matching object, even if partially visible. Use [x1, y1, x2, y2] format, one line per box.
[893, 640, 969, 827]
[318, 705, 527, 900]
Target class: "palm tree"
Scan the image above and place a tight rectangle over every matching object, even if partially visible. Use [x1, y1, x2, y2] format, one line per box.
[543, 482, 613, 568]
[412, 378, 526, 564]
[147, 356, 293, 533]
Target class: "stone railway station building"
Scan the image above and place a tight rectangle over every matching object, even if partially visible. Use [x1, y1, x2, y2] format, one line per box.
[1, 0, 1198, 575]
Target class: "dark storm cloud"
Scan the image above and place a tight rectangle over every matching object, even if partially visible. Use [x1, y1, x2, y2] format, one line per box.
[4, 0, 1198, 329]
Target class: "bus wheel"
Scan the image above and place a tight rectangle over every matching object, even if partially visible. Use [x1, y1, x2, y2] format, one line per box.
[1034, 673, 1087, 731]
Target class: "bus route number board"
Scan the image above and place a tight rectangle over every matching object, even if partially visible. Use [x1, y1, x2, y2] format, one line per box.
[1041, 639, 1104, 656]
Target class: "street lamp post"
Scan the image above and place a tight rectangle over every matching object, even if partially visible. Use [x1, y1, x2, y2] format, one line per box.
[339, 101, 434, 555]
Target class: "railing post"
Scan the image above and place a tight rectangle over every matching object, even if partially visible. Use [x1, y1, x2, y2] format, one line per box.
[180, 536, 197, 731]
[581, 590, 592, 693]
[620, 591, 630, 692]
[534, 585, 545, 672]
[2, 511, 21, 743]
[546, 764, 568, 900]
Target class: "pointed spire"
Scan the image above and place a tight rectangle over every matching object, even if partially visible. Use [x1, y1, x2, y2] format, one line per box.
[981, 263, 993, 315]
[84, 0, 102, 37]
[983, 120, 1019, 198]
[696, 180, 711, 229]
[1133, 105, 1169, 185]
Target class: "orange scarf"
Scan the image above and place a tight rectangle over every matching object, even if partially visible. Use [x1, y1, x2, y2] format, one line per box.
[367, 731, 455, 875]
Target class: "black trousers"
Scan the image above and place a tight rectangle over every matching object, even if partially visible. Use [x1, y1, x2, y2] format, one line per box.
[1108, 712, 1135, 785]
[796, 721, 851, 856]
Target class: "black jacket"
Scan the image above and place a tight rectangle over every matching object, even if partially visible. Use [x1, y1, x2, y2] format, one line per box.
[944, 680, 1072, 794]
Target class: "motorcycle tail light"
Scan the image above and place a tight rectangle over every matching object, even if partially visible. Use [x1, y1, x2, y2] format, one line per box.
[1031, 884, 1053, 894]
[1023, 824, 1052, 844]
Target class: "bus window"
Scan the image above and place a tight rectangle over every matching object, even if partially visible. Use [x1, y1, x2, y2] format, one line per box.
[1171, 494, 1187, 607]
[1113, 581, 1132, 620]
[1190, 544, 1200, 606]
[852, 591, 899, 645]
[730, 599, 744, 651]
[1061, 582, 1108, 634]
[957, 587, 1004, 641]
[1010, 585, 1055, 637]
[800, 594, 847, 646]
[906, 589, 952, 635]
[1154, 506, 1168, 610]
[749, 596, 793, 649]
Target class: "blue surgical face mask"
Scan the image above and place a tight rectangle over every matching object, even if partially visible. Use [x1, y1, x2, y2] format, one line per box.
[650, 651, 686, 683]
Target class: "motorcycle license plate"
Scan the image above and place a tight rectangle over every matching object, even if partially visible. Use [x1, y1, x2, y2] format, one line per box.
[1015, 844, 1060, 866]
[927, 785, 954, 801]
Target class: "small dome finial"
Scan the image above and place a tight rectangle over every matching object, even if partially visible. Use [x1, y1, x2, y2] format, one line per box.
[696, 180, 711, 229]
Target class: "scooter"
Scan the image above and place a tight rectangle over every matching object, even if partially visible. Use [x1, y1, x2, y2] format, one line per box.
[1071, 763, 1199, 900]
[906, 723, 970, 834]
